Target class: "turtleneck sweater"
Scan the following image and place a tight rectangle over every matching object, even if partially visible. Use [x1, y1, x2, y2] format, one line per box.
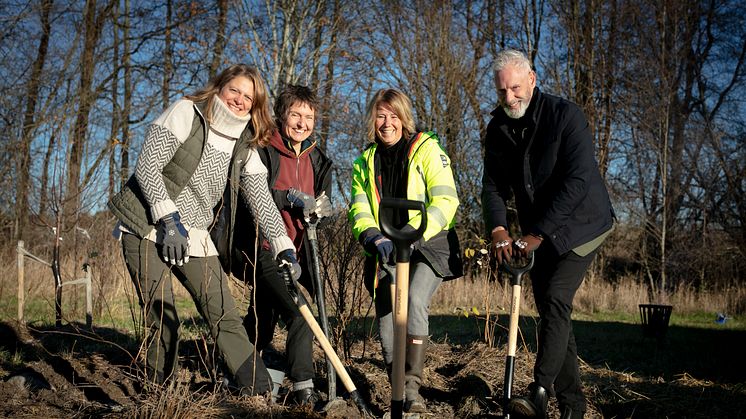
[134, 96, 250, 257]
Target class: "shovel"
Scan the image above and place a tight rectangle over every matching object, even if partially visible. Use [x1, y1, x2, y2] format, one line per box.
[501, 249, 535, 419]
[280, 266, 373, 417]
[303, 215, 337, 402]
[378, 198, 427, 419]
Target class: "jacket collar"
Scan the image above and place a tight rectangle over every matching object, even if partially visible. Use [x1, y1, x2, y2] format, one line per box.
[270, 129, 317, 157]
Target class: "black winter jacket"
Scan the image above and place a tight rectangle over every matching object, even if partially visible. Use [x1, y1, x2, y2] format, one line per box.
[481, 87, 614, 255]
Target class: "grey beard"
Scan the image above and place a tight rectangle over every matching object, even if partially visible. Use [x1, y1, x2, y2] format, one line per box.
[503, 102, 528, 119]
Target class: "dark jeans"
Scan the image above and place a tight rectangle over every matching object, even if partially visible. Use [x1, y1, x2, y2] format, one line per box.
[530, 245, 598, 412]
[121, 233, 270, 393]
[240, 249, 314, 383]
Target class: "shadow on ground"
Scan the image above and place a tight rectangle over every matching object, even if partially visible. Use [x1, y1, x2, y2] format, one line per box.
[2, 312, 745, 418]
[423, 314, 746, 383]
[419, 314, 746, 417]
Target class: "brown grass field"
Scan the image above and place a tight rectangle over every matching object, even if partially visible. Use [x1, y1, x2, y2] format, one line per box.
[0, 227, 744, 418]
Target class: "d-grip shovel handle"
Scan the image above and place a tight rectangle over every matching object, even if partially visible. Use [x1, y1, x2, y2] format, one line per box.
[379, 198, 427, 263]
[502, 251, 535, 286]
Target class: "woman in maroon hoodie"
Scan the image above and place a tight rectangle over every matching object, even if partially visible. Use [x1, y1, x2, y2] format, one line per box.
[231, 85, 333, 405]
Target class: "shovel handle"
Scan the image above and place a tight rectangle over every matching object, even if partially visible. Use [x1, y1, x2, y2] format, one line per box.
[379, 198, 427, 263]
[280, 267, 374, 416]
[502, 251, 535, 286]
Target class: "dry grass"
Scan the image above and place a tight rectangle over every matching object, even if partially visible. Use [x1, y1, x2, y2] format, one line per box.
[1, 237, 744, 330]
[431, 263, 745, 319]
[1, 232, 744, 419]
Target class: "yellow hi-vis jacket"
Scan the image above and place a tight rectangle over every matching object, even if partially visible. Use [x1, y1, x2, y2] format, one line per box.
[348, 131, 462, 281]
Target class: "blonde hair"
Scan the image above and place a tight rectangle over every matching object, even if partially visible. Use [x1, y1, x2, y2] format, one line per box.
[365, 88, 416, 142]
[186, 64, 275, 147]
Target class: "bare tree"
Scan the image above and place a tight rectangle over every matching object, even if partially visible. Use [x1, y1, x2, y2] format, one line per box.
[614, 0, 746, 294]
[65, 0, 115, 229]
[15, 0, 53, 241]
[208, 0, 228, 77]
[237, 0, 337, 94]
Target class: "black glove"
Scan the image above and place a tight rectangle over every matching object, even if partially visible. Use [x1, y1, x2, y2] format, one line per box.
[158, 211, 189, 266]
[276, 249, 302, 281]
[314, 192, 333, 219]
[363, 233, 394, 264]
[287, 188, 316, 217]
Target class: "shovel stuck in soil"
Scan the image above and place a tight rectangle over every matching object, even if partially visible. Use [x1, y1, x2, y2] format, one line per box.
[303, 215, 337, 405]
[379, 198, 428, 419]
[501, 250, 535, 419]
[280, 266, 373, 417]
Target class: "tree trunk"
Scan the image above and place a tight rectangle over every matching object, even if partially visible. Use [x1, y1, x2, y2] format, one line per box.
[16, 0, 52, 240]
[318, 0, 339, 151]
[209, 0, 228, 77]
[162, 0, 172, 109]
[66, 0, 101, 228]
[108, 0, 120, 198]
[121, 0, 132, 189]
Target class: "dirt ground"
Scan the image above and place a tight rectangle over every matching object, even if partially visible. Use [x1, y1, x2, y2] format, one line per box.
[0, 319, 743, 418]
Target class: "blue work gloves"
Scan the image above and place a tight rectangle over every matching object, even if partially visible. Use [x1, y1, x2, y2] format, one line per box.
[314, 191, 333, 219]
[287, 188, 316, 217]
[158, 211, 189, 266]
[363, 233, 394, 264]
[276, 249, 302, 281]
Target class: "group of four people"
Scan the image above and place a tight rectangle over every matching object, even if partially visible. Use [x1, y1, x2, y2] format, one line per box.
[108, 48, 613, 419]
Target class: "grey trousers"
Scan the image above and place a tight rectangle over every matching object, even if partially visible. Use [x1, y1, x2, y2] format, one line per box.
[374, 260, 442, 364]
[121, 233, 270, 392]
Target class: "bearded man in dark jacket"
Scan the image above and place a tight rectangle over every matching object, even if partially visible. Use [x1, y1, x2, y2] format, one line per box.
[481, 49, 614, 419]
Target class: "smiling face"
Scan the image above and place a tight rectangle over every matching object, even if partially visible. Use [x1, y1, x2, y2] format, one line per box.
[218, 76, 254, 117]
[281, 101, 315, 146]
[374, 103, 403, 147]
[495, 63, 536, 119]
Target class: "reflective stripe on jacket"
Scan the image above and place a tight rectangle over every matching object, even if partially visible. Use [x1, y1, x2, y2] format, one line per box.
[349, 131, 463, 280]
[349, 131, 458, 240]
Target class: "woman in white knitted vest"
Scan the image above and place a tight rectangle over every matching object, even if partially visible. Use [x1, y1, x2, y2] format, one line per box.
[108, 64, 300, 395]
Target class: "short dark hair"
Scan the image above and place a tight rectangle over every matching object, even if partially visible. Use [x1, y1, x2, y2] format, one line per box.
[274, 85, 320, 127]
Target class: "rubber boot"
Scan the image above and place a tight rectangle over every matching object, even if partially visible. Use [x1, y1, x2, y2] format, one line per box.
[560, 405, 585, 419]
[508, 382, 549, 418]
[403, 335, 428, 413]
[233, 353, 272, 396]
[291, 387, 320, 406]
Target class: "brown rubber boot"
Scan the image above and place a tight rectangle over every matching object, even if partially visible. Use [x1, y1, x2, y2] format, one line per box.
[404, 335, 428, 413]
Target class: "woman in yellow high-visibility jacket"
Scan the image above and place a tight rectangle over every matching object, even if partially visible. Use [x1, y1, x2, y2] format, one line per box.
[348, 88, 463, 413]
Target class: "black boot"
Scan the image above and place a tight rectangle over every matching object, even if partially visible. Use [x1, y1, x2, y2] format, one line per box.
[508, 382, 549, 418]
[560, 405, 585, 419]
[291, 387, 319, 406]
[403, 335, 428, 413]
[233, 353, 272, 395]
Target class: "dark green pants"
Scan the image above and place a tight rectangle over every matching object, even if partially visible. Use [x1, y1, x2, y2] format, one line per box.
[122, 233, 270, 393]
